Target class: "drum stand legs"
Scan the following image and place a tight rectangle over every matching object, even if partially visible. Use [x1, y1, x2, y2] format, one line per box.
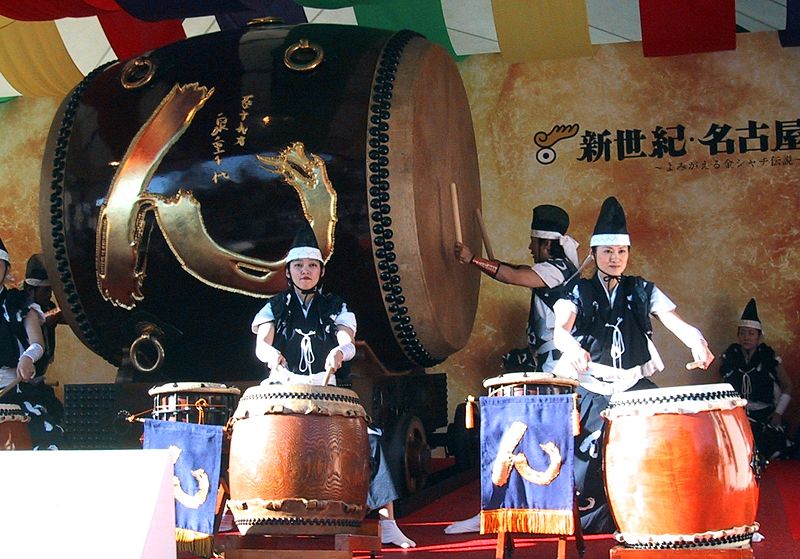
[493, 493, 586, 559]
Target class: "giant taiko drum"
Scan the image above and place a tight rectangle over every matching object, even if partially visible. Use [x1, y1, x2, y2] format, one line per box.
[227, 384, 370, 535]
[39, 22, 481, 379]
[602, 384, 760, 550]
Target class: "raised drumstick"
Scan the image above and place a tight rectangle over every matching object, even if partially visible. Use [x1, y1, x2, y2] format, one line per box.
[450, 182, 463, 245]
[474, 208, 494, 260]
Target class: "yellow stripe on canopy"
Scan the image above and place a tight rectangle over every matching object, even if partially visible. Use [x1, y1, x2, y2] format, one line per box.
[0, 17, 84, 97]
[491, 0, 597, 63]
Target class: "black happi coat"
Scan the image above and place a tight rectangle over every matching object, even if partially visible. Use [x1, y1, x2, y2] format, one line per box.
[569, 274, 655, 368]
[720, 343, 780, 405]
[268, 289, 352, 385]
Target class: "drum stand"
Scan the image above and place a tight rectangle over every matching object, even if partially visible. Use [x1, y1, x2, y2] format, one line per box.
[215, 520, 382, 559]
[492, 494, 586, 559]
[608, 546, 755, 558]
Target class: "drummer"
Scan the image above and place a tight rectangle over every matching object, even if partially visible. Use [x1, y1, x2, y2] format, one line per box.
[719, 298, 795, 460]
[0, 240, 64, 449]
[251, 222, 416, 548]
[455, 204, 581, 372]
[552, 196, 714, 533]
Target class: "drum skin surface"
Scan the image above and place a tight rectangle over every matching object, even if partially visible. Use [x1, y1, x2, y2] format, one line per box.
[39, 22, 481, 378]
[603, 388, 759, 545]
[227, 385, 370, 535]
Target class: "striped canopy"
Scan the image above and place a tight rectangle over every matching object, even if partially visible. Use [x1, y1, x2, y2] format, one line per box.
[0, 0, 795, 98]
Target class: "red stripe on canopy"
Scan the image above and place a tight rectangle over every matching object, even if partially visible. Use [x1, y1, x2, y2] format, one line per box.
[639, 0, 736, 57]
[0, 1, 115, 20]
[98, 11, 186, 60]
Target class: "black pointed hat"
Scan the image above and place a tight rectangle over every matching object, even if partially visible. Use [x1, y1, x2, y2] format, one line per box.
[530, 204, 569, 239]
[590, 196, 630, 247]
[738, 298, 762, 331]
[286, 221, 323, 263]
[24, 254, 49, 287]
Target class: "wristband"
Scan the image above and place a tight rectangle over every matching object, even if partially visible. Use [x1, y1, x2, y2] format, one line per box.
[775, 393, 791, 416]
[21, 343, 44, 364]
[470, 256, 500, 278]
[337, 342, 356, 362]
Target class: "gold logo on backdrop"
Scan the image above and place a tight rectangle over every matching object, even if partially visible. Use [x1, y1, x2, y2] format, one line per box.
[95, 83, 337, 308]
[491, 421, 562, 487]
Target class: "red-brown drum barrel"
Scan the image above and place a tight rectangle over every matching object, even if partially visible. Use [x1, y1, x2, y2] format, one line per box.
[602, 383, 759, 549]
[39, 22, 481, 379]
[0, 404, 32, 450]
[227, 384, 370, 535]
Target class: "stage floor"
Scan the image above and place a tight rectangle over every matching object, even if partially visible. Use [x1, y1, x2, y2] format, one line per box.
[210, 460, 800, 559]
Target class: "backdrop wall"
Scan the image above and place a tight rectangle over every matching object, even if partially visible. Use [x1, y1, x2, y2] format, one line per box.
[1, 31, 797, 428]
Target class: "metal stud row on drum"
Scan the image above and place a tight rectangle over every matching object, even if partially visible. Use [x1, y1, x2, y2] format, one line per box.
[366, 31, 442, 369]
[606, 389, 740, 410]
[47, 62, 118, 365]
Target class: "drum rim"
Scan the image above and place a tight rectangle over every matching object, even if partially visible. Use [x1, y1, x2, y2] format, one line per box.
[608, 383, 737, 404]
[483, 372, 580, 389]
[148, 381, 242, 396]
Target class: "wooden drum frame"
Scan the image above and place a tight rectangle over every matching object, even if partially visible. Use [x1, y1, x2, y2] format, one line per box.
[483, 372, 580, 398]
[227, 384, 371, 535]
[148, 381, 240, 426]
[602, 383, 759, 550]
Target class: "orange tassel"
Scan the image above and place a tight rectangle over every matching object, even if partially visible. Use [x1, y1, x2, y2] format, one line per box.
[465, 395, 476, 429]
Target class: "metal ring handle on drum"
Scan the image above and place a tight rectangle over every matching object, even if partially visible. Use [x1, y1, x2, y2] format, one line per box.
[120, 57, 155, 90]
[129, 330, 165, 373]
[283, 39, 324, 72]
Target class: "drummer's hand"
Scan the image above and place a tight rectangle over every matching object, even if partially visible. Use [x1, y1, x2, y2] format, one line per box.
[565, 348, 591, 372]
[325, 347, 344, 373]
[16, 355, 35, 382]
[455, 242, 474, 264]
[688, 340, 714, 370]
[769, 412, 783, 428]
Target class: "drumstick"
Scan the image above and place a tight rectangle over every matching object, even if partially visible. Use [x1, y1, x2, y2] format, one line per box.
[0, 377, 21, 399]
[474, 208, 495, 260]
[322, 367, 335, 387]
[450, 182, 463, 245]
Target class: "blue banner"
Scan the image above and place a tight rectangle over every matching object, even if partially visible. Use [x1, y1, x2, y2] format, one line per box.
[144, 420, 223, 536]
[480, 394, 575, 535]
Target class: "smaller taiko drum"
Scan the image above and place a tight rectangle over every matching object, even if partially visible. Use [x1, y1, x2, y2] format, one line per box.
[228, 384, 371, 535]
[483, 372, 580, 397]
[0, 404, 32, 450]
[149, 382, 241, 426]
[602, 383, 759, 549]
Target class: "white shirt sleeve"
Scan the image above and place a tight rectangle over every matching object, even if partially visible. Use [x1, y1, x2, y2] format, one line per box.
[334, 302, 357, 335]
[531, 262, 564, 289]
[251, 301, 275, 334]
[648, 285, 677, 316]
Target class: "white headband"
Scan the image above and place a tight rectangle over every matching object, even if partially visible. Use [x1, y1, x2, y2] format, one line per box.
[590, 233, 630, 247]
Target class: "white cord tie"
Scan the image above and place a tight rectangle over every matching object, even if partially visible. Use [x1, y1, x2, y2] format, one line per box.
[295, 329, 316, 374]
[740, 368, 753, 400]
[605, 317, 625, 369]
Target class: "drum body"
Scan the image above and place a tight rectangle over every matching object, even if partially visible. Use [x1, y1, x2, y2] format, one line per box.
[40, 22, 481, 379]
[228, 384, 370, 535]
[603, 383, 759, 549]
[0, 404, 32, 450]
[483, 372, 580, 397]
[149, 381, 240, 425]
